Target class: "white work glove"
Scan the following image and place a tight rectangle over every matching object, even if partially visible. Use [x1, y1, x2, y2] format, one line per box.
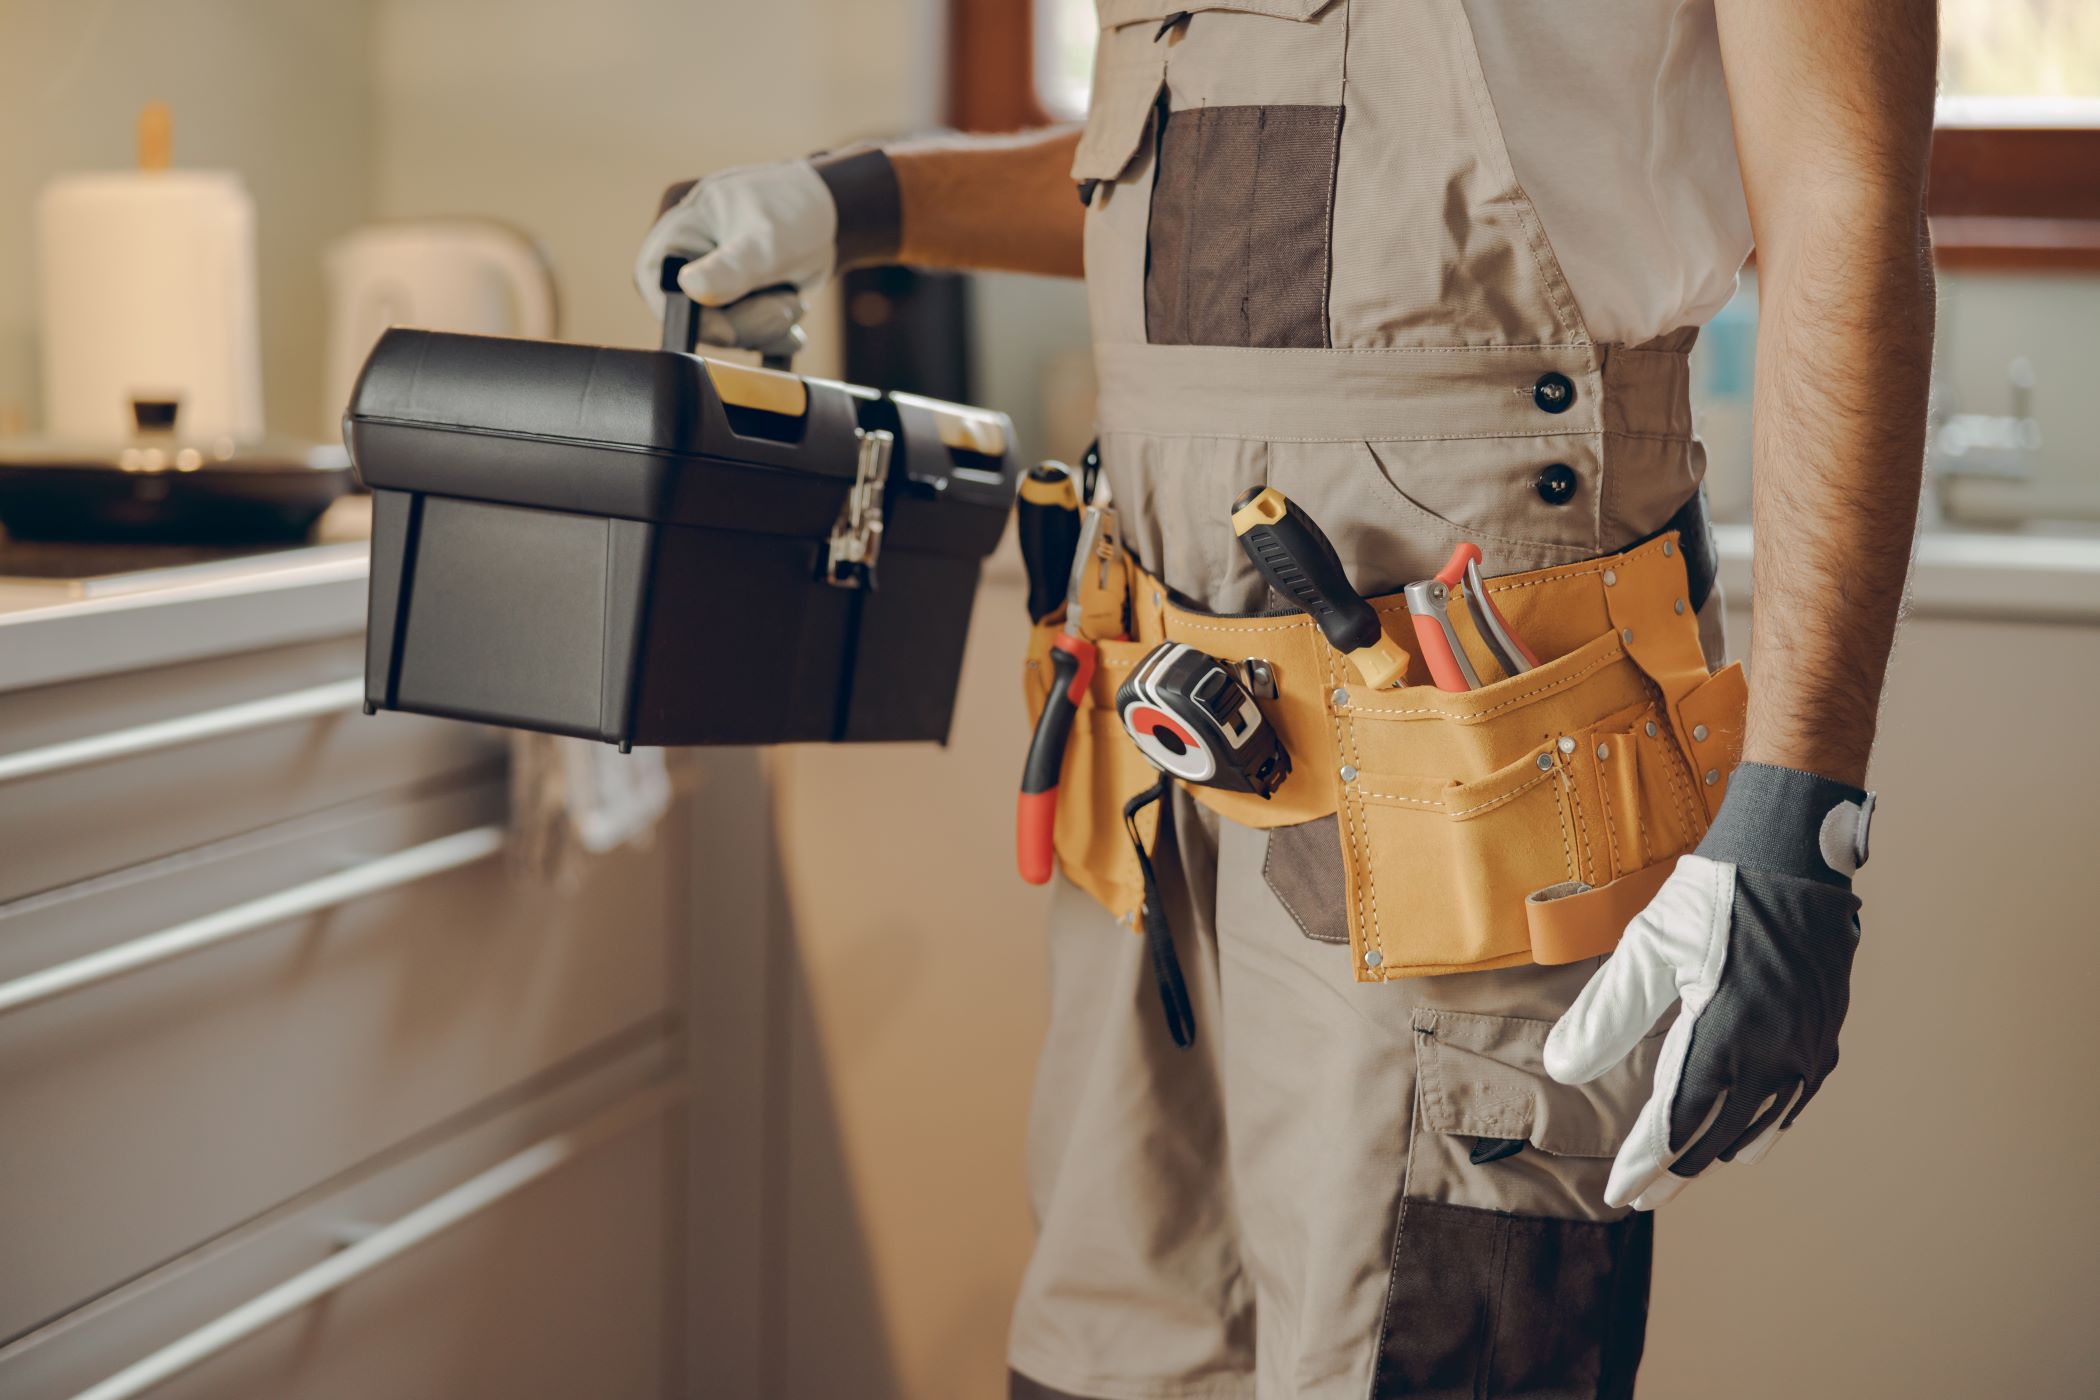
[633, 148, 900, 358]
[1544, 762, 1873, 1211]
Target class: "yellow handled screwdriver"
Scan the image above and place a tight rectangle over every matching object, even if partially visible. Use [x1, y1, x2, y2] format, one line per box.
[1231, 486, 1410, 690]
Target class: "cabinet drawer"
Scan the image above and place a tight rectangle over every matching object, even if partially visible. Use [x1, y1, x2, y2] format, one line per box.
[0, 1045, 678, 1400]
[0, 780, 681, 1344]
[0, 636, 500, 903]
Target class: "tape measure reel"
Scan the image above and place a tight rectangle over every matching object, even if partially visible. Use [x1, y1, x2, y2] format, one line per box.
[1116, 643, 1291, 798]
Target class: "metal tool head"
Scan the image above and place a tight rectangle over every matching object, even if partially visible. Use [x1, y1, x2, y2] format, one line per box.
[1461, 555, 1533, 677]
[1064, 505, 1109, 634]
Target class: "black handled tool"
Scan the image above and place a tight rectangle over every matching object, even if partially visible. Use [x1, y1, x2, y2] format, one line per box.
[1230, 486, 1410, 690]
[1018, 462, 1083, 622]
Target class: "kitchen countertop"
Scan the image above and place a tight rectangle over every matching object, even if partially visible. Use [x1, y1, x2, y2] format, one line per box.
[5, 499, 2098, 700]
[0, 498, 372, 696]
[1711, 521, 2100, 621]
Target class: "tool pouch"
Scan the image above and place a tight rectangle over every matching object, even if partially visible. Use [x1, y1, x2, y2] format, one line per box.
[1020, 528, 1747, 980]
[1327, 532, 1742, 979]
[1021, 619, 1160, 922]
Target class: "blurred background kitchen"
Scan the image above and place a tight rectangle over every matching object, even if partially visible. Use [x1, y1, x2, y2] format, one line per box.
[0, 2, 2094, 1397]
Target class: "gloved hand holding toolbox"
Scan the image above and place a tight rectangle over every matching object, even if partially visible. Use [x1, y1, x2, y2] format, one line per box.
[347, 182, 1019, 751]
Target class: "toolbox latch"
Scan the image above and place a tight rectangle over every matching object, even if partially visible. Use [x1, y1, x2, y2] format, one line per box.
[826, 427, 894, 588]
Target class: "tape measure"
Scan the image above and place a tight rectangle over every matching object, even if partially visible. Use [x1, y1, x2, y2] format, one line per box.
[1115, 643, 1291, 798]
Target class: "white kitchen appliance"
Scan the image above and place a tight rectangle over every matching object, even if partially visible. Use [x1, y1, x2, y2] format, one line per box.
[321, 220, 558, 439]
[36, 104, 263, 444]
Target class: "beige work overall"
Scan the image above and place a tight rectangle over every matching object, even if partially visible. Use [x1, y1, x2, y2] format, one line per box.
[1009, 3, 1724, 1398]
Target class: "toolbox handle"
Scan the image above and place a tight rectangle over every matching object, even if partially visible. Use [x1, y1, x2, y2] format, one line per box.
[656, 181, 798, 372]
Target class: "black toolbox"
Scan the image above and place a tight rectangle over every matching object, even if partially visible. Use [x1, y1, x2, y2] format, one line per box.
[346, 294, 1019, 748]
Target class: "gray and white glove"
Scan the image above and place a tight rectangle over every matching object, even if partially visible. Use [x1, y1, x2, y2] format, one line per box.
[632, 148, 901, 356]
[1545, 762, 1873, 1211]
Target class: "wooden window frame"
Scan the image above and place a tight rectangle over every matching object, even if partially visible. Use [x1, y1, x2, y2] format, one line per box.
[948, 0, 1056, 136]
[947, 0, 2100, 272]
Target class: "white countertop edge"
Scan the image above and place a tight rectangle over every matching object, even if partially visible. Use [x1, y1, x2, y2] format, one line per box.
[0, 548, 371, 695]
[1713, 523, 2100, 623]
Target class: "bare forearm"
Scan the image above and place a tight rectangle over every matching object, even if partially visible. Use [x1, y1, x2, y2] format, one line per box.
[1741, 207, 1935, 785]
[889, 127, 1085, 277]
[1718, 0, 1938, 788]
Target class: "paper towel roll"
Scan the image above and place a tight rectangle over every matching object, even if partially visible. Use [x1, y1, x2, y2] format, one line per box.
[36, 168, 264, 443]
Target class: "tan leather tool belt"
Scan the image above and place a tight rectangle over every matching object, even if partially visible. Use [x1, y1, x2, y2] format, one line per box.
[1023, 528, 1747, 982]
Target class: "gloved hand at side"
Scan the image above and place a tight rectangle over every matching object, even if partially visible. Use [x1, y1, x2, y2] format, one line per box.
[1544, 762, 1873, 1211]
[632, 147, 902, 356]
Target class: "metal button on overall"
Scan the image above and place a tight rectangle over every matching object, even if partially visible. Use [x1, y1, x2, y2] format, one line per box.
[1535, 463, 1578, 504]
[1533, 371, 1576, 413]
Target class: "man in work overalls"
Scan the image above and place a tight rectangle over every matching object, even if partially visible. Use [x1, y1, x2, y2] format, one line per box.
[637, 3, 1937, 1394]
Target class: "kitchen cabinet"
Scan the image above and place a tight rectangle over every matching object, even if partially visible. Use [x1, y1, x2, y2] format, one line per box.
[0, 536, 703, 1397]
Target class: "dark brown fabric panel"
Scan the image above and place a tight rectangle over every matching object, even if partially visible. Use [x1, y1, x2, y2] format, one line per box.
[1247, 105, 1343, 347]
[1010, 1369, 1119, 1400]
[1373, 1200, 1652, 1399]
[1145, 96, 1199, 347]
[1145, 104, 1342, 348]
[1184, 111, 1262, 346]
[1263, 814, 1348, 943]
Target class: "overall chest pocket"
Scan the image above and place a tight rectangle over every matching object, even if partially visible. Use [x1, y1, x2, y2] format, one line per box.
[1075, 2, 1348, 349]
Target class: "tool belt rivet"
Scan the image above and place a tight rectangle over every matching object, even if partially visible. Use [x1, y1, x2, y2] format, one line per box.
[1675, 598, 1687, 615]
[1536, 752, 1554, 771]
[1706, 769, 1722, 785]
[1558, 736, 1576, 754]
[1602, 569, 1617, 586]
[1331, 688, 1349, 706]
[1646, 721, 1659, 738]
[1596, 742, 1610, 760]
[1693, 724, 1710, 742]
[1363, 949, 1384, 969]
[1339, 764, 1358, 783]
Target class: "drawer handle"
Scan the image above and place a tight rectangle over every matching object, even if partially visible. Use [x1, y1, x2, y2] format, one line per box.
[0, 825, 506, 1017]
[0, 678, 367, 786]
[67, 1081, 681, 1400]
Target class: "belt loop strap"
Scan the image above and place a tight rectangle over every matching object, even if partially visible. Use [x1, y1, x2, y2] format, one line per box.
[1124, 775, 1196, 1050]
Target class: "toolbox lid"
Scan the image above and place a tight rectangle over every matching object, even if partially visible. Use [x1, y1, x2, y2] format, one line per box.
[347, 329, 1019, 549]
[347, 328, 870, 509]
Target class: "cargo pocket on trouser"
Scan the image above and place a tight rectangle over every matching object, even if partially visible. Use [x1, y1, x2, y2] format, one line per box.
[1373, 1009, 1663, 1400]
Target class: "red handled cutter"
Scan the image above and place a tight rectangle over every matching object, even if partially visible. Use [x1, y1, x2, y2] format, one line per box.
[1406, 543, 1538, 691]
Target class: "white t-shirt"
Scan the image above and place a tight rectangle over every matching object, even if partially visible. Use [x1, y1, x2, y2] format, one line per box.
[1460, 0, 1753, 345]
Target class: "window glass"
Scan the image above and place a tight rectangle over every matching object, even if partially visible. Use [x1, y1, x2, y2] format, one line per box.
[1035, 0, 1096, 120]
[1939, 0, 2100, 124]
[1032, 0, 2100, 126]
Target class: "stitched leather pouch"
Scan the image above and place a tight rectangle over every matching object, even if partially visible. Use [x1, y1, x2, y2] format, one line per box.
[1025, 533, 1746, 976]
[1022, 621, 1158, 924]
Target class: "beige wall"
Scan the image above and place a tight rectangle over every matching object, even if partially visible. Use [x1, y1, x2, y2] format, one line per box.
[0, 0, 373, 439]
[1636, 598, 2100, 1397]
[367, 0, 946, 362]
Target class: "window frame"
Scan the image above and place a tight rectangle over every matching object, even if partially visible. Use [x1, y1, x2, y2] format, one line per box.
[947, 0, 2100, 272]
